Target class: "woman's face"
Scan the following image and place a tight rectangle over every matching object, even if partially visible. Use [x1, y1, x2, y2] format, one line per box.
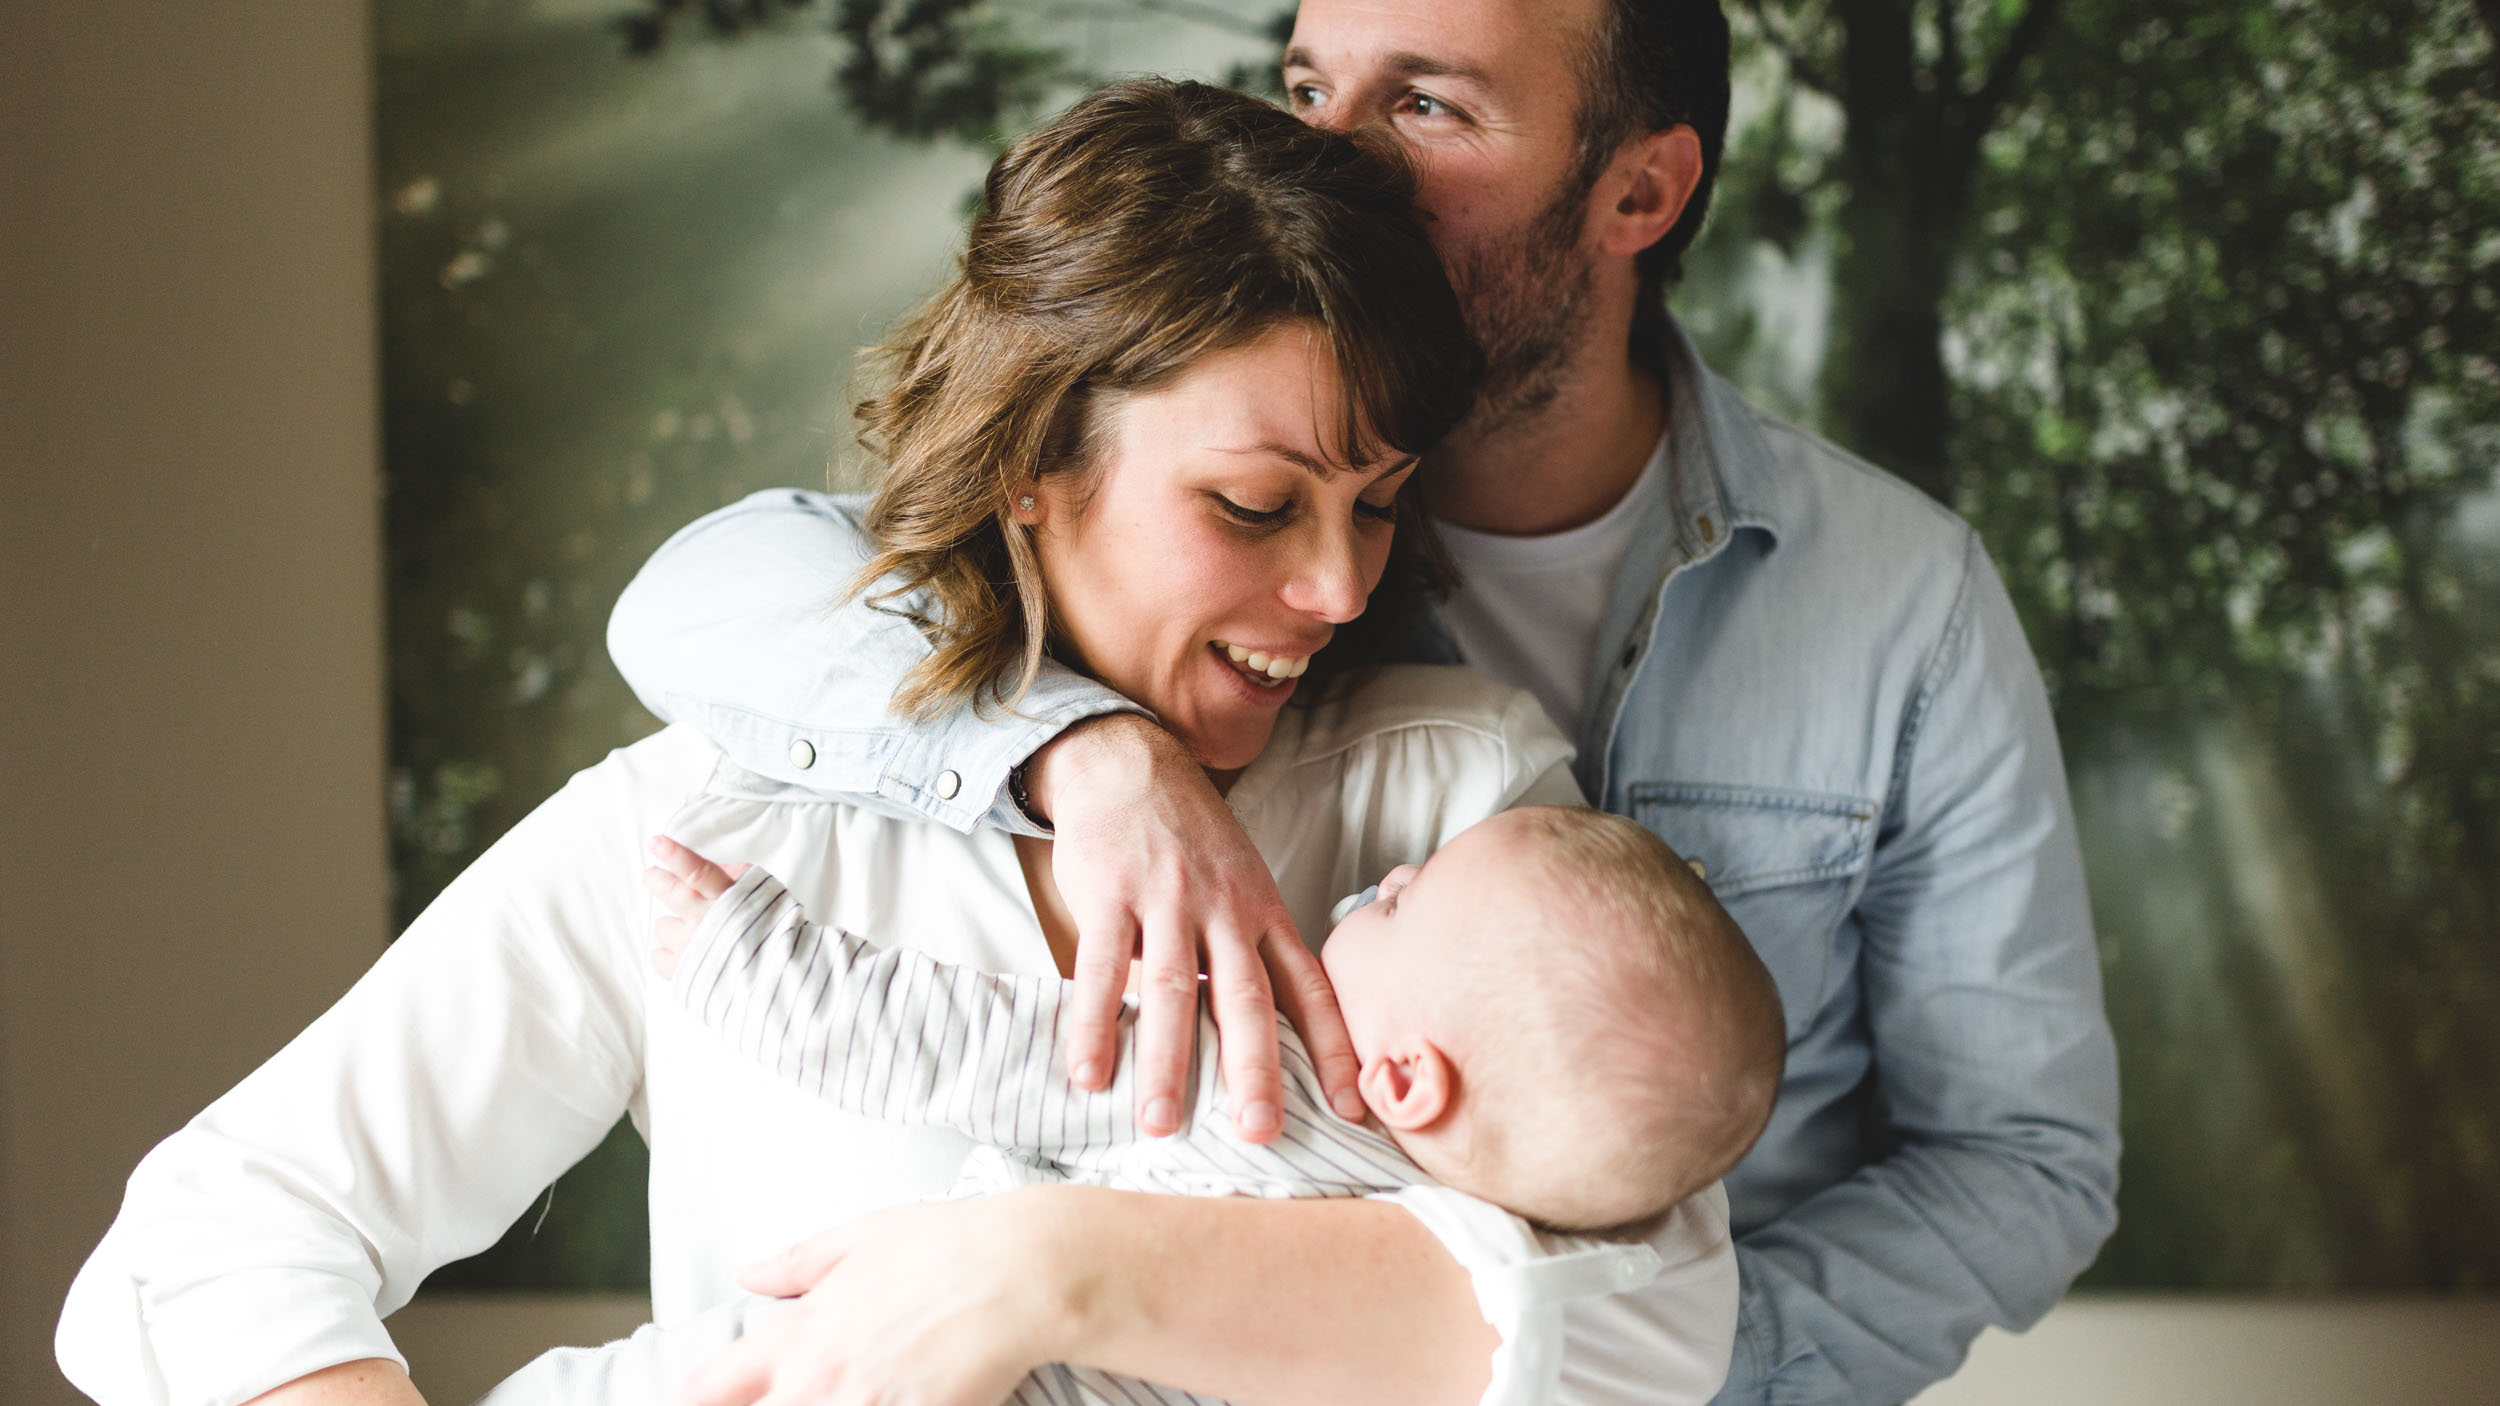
[1028, 323, 1418, 774]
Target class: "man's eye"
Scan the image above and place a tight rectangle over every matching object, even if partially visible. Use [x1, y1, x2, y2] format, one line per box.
[1288, 82, 1324, 110]
[1401, 91, 1455, 120]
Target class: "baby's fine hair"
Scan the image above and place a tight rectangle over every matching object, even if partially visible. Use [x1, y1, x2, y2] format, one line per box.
[1461, 807, 1786, 1232]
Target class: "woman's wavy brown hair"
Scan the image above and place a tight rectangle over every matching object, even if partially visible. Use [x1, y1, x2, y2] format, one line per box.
[851, 77, 1483, 721]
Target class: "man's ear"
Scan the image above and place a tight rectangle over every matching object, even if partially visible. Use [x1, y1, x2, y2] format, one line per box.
[1358, 1043, 1455, 1132]
[1593, 124, 1705, 260]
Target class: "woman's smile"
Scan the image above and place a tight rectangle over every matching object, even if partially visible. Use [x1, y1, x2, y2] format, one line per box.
[1210, 639, 1317, 688]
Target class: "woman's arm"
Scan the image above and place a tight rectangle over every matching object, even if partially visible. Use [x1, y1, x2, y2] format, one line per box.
[1044, 1190, 1496, 1406]
[57, 741, 676, 1406]
[698, 1188, 1492, 1406]
[707, 1183, 1732, 1406]
[244, 1359, 427, 1406]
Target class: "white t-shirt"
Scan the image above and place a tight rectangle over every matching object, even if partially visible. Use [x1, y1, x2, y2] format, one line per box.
[1436, 434, 1671, 735]
[57, 666, 1736, 1406]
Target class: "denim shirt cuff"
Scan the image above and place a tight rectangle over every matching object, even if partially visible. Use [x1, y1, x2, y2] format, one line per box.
[881, 682, 1150, 836]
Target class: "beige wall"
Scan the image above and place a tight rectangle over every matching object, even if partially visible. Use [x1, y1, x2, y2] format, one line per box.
[4, 3, 2496, 1404]
[1, 3, 387, 1402]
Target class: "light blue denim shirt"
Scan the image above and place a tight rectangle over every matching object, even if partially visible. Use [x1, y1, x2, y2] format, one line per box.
[607, 321, 2120, 1406]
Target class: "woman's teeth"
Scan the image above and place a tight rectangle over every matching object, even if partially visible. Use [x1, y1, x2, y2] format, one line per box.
[1214, 642, 1310, 684]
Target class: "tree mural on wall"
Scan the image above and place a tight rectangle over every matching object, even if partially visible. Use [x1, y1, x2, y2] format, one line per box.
[385, 0, 2497, 1290]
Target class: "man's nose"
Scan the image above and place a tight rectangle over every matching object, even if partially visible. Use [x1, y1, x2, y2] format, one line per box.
[1303, 103, 1363, 135]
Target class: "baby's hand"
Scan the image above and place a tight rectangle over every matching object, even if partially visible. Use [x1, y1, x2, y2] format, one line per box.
[643, 835, 749, 979]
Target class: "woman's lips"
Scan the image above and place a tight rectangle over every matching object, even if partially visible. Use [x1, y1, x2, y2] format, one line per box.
[1209, 640, 1311, 688]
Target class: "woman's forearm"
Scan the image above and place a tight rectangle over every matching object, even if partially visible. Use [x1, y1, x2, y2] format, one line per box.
[1040, 1186, 1494, 1406]
[243, 1359, 427, 1406]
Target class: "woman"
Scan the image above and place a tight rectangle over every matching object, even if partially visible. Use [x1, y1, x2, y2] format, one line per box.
[58, 80, 1730, 1406]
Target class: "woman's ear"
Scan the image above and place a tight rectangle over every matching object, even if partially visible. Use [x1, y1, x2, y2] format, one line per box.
[1358, 1043, 1454, 1132]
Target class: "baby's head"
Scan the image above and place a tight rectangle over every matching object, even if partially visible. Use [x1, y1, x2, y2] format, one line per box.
[1322, 806, 1785, 1231]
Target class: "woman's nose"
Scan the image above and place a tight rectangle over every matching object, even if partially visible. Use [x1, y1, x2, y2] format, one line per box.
[1283, 528, 1371, 623]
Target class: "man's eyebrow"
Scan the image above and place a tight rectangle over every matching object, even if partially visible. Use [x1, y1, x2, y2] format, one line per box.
[1214, 443, 1420, 481]
[1382, 51, 1494, 86]
[1281, 46, 1494, 89]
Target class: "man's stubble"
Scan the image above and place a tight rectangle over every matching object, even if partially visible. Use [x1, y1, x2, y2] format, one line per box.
[1442, 168, 1597, 443]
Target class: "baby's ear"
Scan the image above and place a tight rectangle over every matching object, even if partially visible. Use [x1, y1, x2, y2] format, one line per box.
[1358, 1043, 1454, 1132]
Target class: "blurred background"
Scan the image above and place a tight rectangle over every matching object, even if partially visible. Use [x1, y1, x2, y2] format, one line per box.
[5, 1, 2495, 1403]
[373, 0, 2500, 1297]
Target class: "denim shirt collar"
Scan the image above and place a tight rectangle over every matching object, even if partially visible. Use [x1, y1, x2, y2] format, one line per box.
[1401, 313, 1795, 769]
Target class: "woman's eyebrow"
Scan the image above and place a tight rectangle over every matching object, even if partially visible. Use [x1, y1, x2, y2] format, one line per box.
[1214, 443, 1418, 481]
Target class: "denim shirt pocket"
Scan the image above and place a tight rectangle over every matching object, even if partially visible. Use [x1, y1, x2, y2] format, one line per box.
[1628, 783, 1878, 1041]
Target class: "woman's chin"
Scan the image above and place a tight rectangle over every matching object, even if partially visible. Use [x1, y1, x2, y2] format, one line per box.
[1164, 709, 1280, 775]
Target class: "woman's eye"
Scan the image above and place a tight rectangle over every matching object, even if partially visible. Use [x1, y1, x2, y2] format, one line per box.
[1355, 496, 1400, 524]
[1219, 496, 1292, 527]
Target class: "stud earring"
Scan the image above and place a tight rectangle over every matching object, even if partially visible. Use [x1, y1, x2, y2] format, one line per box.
[1017, 495, 1036, 512]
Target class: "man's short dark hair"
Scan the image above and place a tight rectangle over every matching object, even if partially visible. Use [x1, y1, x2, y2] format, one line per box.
[1571, 1, 1731, 359]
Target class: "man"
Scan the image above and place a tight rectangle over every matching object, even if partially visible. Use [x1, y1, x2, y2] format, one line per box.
[609, 1, 2120, 1400]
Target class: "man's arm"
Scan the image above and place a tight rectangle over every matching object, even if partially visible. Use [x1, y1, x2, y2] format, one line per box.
[608, 489, 1137, 834]
[610, 489, 1360, 1140]
[1713, 538, 2122, 1404]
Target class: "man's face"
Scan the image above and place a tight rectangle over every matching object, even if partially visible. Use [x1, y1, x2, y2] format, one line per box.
[1284, 0, 1610, 424]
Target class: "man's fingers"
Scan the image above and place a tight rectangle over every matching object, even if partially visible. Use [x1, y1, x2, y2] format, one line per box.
[1061, 911, 1137, 1091]
[1202, 924, 1284, 1143]
[1266, 932, 1366, 1122]
[1131, 921, 1201, 1137]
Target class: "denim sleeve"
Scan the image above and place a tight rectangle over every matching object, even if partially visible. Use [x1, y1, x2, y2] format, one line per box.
[607, 488, 1145, 835]
[1713, 534, 2122, 1406]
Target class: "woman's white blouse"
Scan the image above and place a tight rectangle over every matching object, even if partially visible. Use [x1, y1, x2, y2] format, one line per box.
[57, 666, 1734, 1406]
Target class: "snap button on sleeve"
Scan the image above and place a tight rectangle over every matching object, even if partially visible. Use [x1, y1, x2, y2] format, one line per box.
[788, 738, 816, 769]
[934, 769, 962, 800]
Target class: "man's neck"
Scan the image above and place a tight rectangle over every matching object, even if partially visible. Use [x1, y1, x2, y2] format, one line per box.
[1425, 340, 1669, 537]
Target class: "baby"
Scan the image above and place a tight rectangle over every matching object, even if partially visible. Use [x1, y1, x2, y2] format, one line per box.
[486, 805, 1785, 1406]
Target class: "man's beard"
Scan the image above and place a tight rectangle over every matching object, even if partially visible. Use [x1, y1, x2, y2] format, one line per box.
[1443, 172, 1595, 438]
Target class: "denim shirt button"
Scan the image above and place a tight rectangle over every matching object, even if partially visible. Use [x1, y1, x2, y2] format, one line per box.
[1688, 857, 1708, 880]
[934, 769, 962, 800]
[788, 738, 816, 770]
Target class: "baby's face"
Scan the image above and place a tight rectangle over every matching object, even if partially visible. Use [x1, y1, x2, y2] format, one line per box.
[1322, 810, 1549, 1057]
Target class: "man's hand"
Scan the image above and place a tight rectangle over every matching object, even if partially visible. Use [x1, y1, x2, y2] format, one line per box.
[1025, 714, 1364, 1140]
[643, 835, 748, 979]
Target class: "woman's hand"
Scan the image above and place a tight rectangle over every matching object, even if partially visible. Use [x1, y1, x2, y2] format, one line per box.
[1027, 714, 1364, 1141]
[675, 1194, 1076, 1406]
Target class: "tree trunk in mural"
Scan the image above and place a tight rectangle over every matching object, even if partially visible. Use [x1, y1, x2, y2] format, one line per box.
[1742, 0, 2057, 504]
